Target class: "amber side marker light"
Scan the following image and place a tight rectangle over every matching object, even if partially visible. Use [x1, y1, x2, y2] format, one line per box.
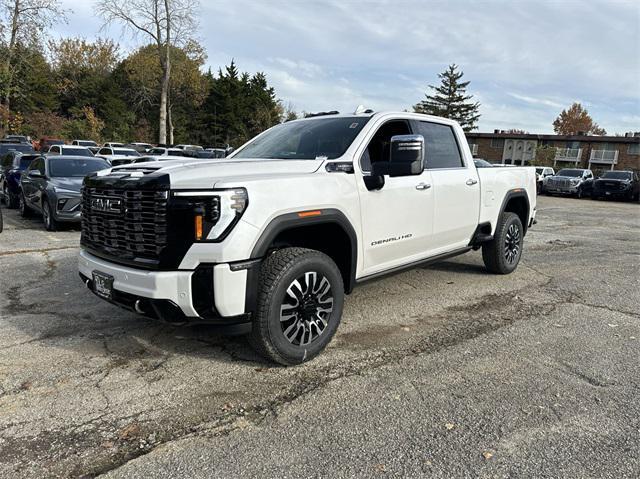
[195, 214, 204, 240]
[298, 210, 322, 218]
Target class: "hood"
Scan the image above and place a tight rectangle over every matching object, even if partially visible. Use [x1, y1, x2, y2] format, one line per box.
[106, 158, 325, 189]
[551, 175, 582, 180]
[49, 176, 84, 192]
[595, 178, 629, 183]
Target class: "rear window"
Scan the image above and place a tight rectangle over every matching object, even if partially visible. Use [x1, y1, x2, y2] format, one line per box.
[64, 147, 93, 157]
[114, 149, 140, 156]
[0, 144, 34, 155]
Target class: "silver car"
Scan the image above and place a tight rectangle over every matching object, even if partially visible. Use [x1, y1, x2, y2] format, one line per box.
[19, 155, 111, 231]
[544, 168, 593, 197]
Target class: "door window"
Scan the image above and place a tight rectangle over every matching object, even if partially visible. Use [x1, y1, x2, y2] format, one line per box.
[414, 122, 464, 169]
[360, 120, 412, 173]
[32, 158, 46, 175]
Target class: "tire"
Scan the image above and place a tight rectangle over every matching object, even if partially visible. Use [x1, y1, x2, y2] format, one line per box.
[42, 198, 59, 231]
[4, 184, 18, 208]
[482, 212, 523, 275]
[0, 206, 3, 233]
[249, 247, 345, 365]
[577, 188, 584, 199]
[19, 191, 31, 218]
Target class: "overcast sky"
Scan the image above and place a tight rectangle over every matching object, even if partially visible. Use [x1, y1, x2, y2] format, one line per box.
[55, 0, 639, 134]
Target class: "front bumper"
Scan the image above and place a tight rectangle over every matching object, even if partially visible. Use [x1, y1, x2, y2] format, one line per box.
[593, 189, 632, 199]
[78, 249, 252, 323]
[545, 185, 579, 194]
[54, 196, 82, 222]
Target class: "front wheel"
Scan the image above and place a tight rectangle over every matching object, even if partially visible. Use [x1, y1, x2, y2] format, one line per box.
[482, 212, 523, 275]
[250, 247, 344, 365]
[19, 192, 31, 218]
[42, 199, 59, 231]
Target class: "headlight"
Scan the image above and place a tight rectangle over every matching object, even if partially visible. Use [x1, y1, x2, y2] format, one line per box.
[53, 186, 79, 195]
[570, 179, 580, 185]
[172, 188, 248, 241]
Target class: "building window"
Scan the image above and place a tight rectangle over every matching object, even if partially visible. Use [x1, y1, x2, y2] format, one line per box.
[628, 143, 640, 155]
[491, 138, 505, 148]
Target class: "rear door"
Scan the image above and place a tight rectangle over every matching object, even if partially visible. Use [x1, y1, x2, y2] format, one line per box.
[412, 120, 480, 252]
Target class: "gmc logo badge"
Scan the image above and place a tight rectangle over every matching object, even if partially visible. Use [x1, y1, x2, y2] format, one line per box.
[91, 196, 122, 213]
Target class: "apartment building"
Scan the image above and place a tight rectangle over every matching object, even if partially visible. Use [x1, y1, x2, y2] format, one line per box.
[465, 131, 640, 172]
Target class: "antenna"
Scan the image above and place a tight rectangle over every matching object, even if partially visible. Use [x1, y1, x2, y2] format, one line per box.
[354, 105, 374, 115]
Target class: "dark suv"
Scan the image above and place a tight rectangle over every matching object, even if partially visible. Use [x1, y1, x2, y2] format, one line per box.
[591, 170, 640, 201]
[19, 155, 111, 230]
[0, 152, 40, 208]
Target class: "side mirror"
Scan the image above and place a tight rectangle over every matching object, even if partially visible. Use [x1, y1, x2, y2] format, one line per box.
[371, 135, 425, 178]
[28, 170, 43, 178]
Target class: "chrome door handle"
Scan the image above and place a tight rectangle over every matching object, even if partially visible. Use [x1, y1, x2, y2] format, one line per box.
[415, 183, 431, 190]
[466, 179, 478, 186]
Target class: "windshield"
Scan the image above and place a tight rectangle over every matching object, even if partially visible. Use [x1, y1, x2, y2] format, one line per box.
[557, 169, 583, 177]
[77, 141, 97, 147]
[0, 144, 34, 155]
[234, 116, 371, 160]
[114, 149, 140, 156]
[49, 158, 110, 177]
[601, 171, 632, 180]
[63, 147, 93, 157]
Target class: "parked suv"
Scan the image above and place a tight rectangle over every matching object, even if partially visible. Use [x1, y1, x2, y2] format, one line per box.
[591, 170, 640, 201]
[72, 140, 98, 147]
[79, 111, 537, 365]
[544, 168, 593, 197]
[0, 152, 39, 208]
[20, 155, 110, 230]
[47, 145, 95, 156]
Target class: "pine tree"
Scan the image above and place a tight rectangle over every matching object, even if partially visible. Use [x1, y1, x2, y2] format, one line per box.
[414, 64, 480, 131]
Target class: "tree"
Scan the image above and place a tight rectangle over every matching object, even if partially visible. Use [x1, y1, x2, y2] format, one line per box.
[414, 64, 480, 131]
[49, 37, 120, 117]
[121, 42, 207, 143]
[553, 102, 606, 136]
[96, 0, 200, 144]
[534, 145, 556, 167]
[0, 0, 65, 129]
[191, 61, 282, 147]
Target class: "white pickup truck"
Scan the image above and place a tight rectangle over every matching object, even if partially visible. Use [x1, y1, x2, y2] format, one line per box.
[78, 111, 537, 365]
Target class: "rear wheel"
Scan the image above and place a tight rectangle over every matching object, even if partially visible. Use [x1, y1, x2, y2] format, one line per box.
[482, 212, 523, 275]
[5, 186, 18, 208]
[19, 191, 31, 218]
[249, 247, 344, 365]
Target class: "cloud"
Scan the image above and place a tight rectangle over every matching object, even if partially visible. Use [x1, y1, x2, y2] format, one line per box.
[54, 0, 640, 133]
[507, 93, 565, 109]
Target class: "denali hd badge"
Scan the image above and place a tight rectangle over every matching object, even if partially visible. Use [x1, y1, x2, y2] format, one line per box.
[91, 196, 122, 213]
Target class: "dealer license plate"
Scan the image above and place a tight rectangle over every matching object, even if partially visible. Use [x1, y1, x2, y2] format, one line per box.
[92, 271, 114, 299]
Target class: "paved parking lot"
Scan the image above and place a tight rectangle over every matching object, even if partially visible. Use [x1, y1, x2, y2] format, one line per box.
[0, 196, 638, 478]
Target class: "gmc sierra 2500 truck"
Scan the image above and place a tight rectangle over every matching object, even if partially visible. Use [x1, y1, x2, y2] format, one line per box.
[78, 111, 537, 365]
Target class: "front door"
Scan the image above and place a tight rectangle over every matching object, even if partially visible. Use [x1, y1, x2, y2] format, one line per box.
[356, 119, 435, 276]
